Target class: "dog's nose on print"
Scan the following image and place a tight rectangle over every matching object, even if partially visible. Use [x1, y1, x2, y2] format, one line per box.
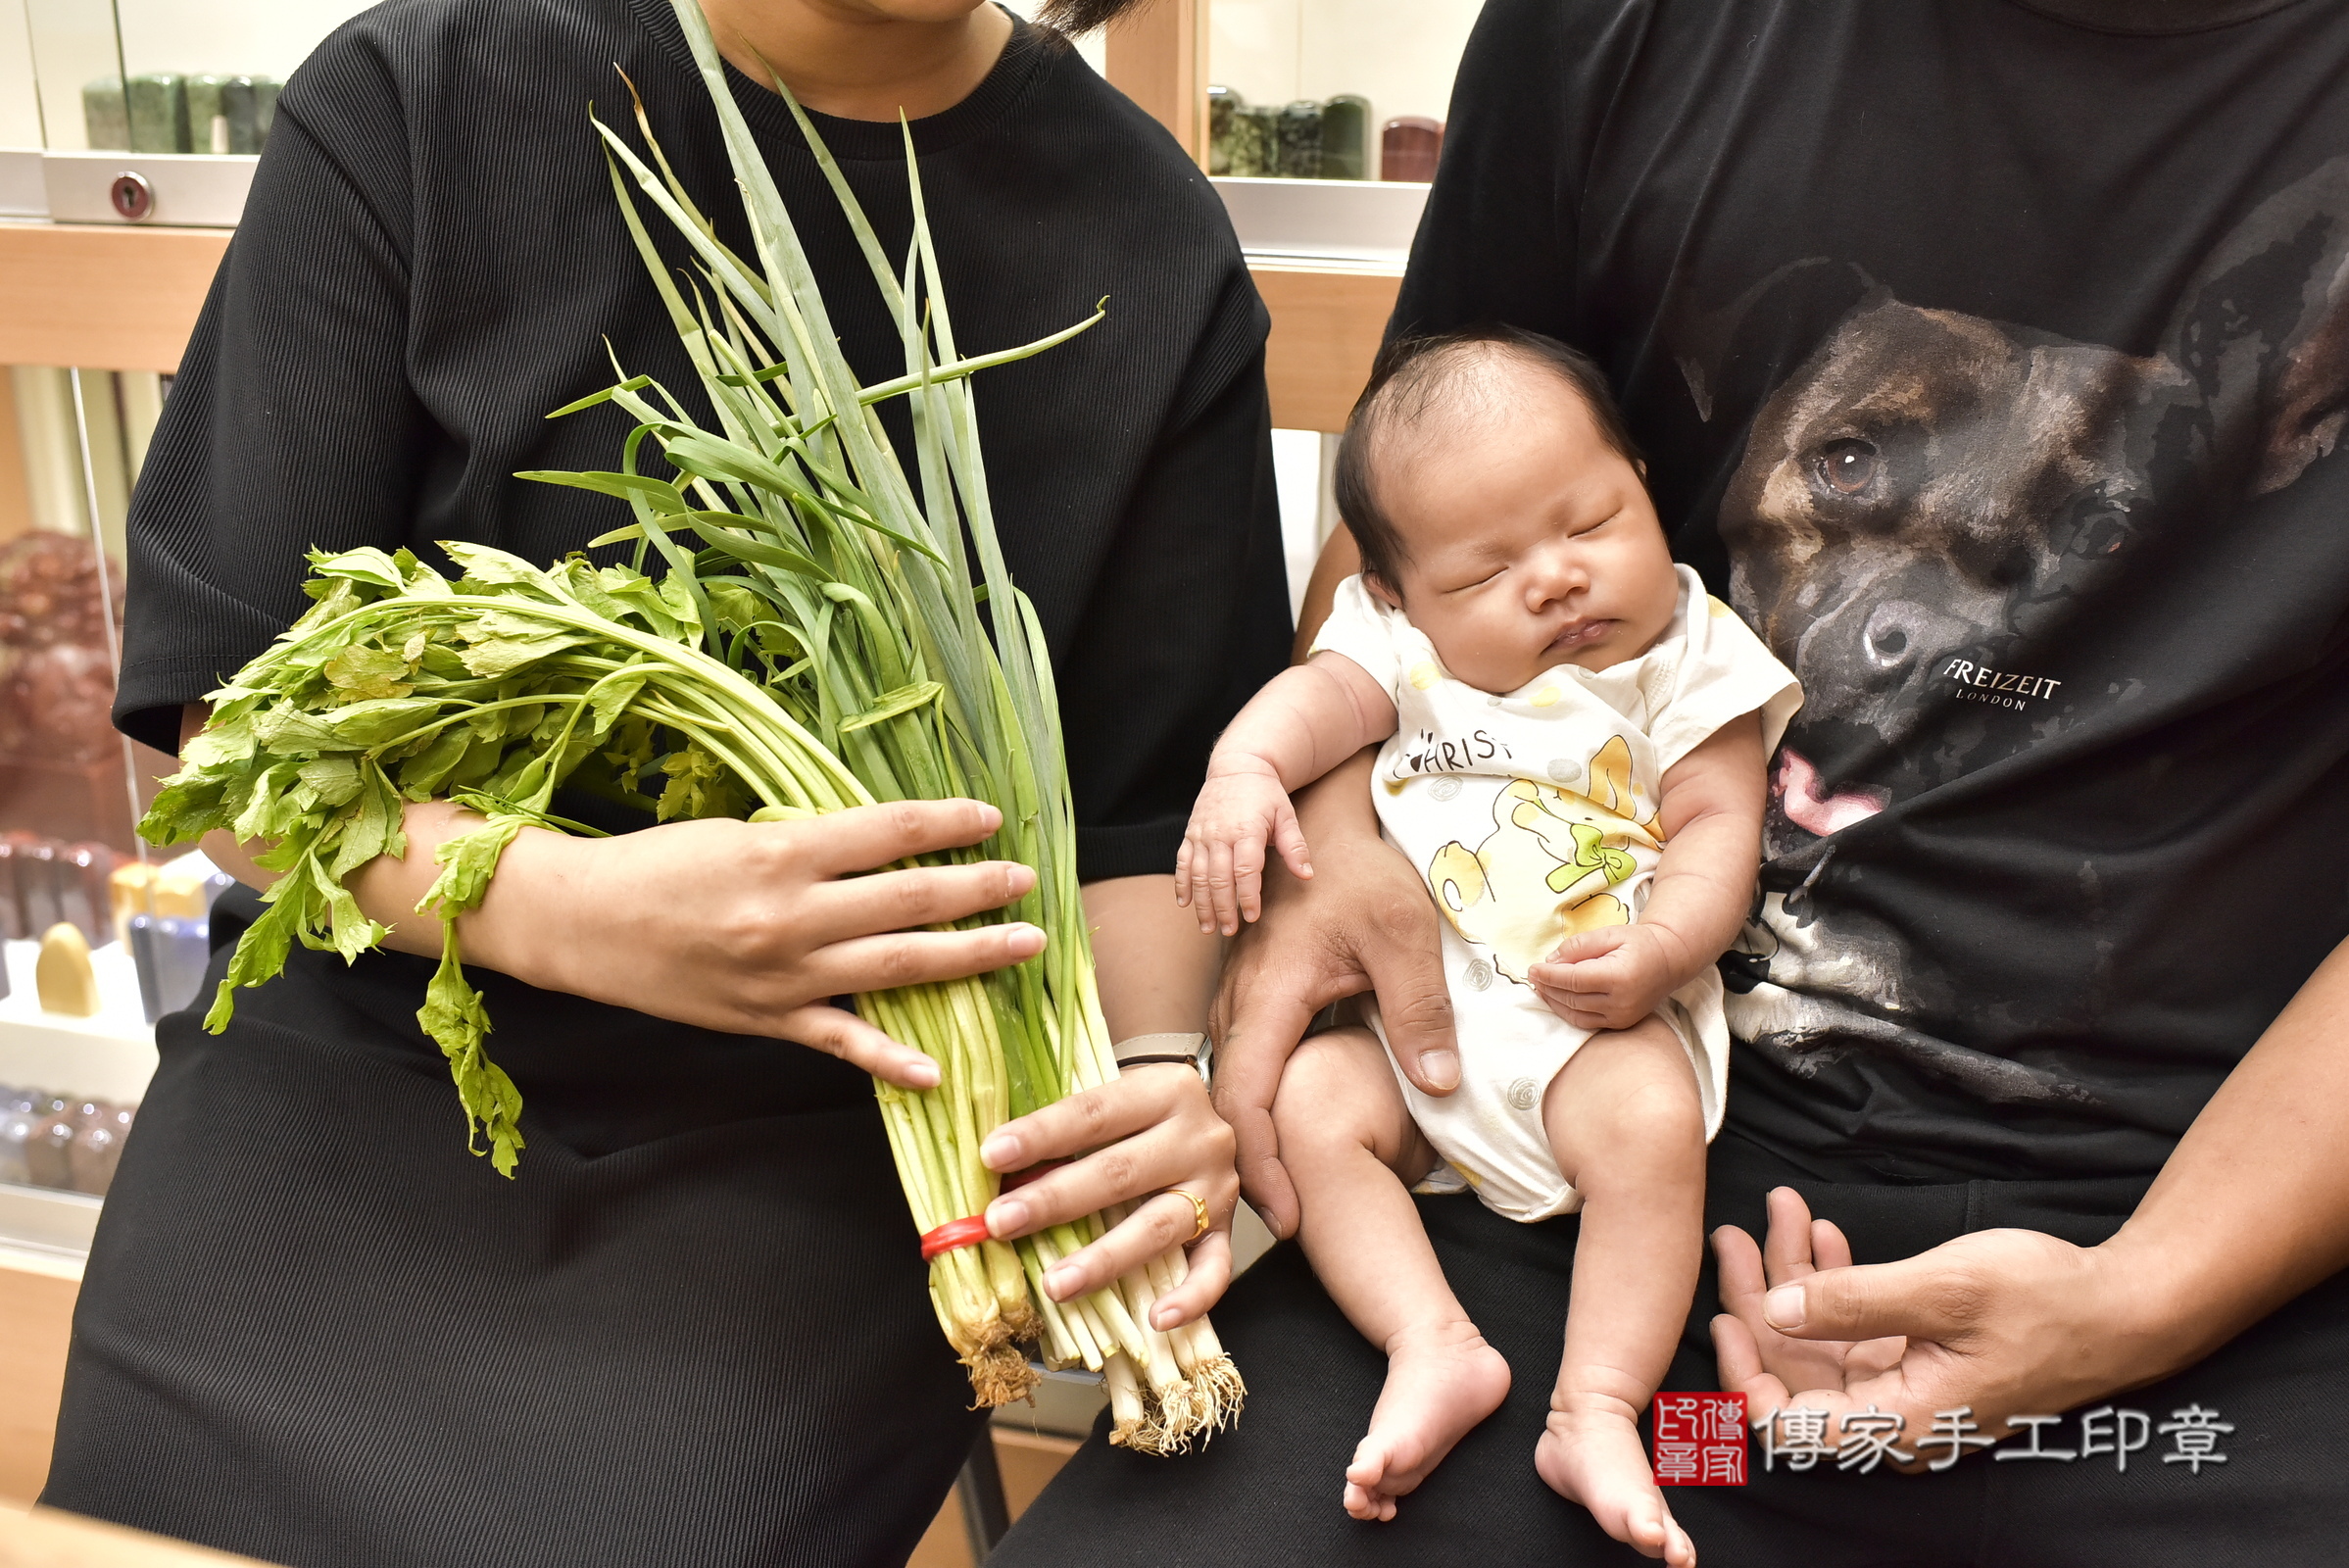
[1861, 600, 1939, 672]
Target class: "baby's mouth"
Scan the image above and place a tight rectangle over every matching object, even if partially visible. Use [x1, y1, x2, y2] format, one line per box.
[1544, 619, 1613, 657]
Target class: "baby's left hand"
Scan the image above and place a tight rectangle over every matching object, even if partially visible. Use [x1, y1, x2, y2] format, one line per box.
[1527, 925, 1689, 1033]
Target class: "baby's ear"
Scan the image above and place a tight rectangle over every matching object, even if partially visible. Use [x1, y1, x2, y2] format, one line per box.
[1363, 571, 1403, 609]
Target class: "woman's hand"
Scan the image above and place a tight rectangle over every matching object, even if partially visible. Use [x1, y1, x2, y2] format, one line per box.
[1209, 748, 1459, 1239]
[1710, 1188, 2169, 1471]
[328, 796, 1042, 1090]
[978, 1064, 1240, 1330]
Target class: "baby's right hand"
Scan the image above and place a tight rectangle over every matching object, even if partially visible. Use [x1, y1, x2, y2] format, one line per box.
[1176, 760, 1313, 936]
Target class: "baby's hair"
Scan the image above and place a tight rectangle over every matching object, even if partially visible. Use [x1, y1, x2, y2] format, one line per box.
[1333, 324, 1644, 593]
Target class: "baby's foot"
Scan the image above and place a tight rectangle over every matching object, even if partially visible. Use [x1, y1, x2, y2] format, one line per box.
[1534, 1396, 1695, 1566]
[1342, 1320, 1512, 1521]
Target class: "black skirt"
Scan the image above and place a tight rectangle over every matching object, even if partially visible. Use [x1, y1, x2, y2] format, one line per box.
[43, 887, 989, 1567]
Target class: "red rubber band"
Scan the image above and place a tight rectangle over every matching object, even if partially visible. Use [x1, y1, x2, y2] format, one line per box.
[1000, 1157, 1069, 1192]
[916, 1162, 1072, 1261]
[920, 1216, 993, 1261]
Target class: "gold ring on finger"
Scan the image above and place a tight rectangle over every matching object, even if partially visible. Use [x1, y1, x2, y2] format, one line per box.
[1164, 1187, 1212, 1246]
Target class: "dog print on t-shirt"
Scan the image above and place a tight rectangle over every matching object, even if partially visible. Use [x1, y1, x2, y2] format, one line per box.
[1689, 156, 2349, 1110]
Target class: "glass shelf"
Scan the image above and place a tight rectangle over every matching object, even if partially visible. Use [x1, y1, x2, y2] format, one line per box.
[12, 0, 373, 153]
[1205, 0, 1479, 179]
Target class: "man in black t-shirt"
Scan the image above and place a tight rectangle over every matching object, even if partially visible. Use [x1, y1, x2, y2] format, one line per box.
[1001, 2, 2349, 1562]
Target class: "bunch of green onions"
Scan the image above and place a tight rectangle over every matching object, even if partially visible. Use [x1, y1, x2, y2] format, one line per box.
[139, 0, 1240, 1450]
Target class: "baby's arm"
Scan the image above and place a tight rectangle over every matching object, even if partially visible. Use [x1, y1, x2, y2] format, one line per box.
[1177, 653, 1398, 936]
[1529, 711, 1766, 1031]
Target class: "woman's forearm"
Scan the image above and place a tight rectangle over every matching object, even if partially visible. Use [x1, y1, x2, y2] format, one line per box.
[1082, 874, 1223, 1040]
[2101, 932, 2349, 1377]
[175, 708, 1052, 1076]
[188, 707, 575, 974]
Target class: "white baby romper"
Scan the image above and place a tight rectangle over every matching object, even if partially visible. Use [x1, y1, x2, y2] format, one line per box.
[1309, 565, 1801, 1220]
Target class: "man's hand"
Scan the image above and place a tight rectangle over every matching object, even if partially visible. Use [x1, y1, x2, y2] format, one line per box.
[1528, 924, 1689, 1032]
[1176, 758, 1312, 936]
[1714, 935, 2349, 1473]
[1710, 1187, 2161, 1472]
[1209, 749, 1457, 1239]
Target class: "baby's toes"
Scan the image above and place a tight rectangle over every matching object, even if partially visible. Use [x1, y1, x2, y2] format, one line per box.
[1625, 1496, 1670, 1553]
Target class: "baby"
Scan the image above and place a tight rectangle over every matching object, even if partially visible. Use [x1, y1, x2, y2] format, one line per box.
[1179, 327, 1798, 1563]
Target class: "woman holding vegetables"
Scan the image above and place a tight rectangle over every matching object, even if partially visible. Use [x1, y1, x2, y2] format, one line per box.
[44, 0, 1288, 1563]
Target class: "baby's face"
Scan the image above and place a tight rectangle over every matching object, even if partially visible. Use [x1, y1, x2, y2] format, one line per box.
[1369, 363, 1680, 694]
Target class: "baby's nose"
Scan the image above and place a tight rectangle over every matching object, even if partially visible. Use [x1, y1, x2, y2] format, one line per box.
[1526, 551, 1588, 606]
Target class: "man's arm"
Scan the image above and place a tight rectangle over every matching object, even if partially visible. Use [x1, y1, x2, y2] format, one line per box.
[1207, 746, 1462, 1236]
[1292, 530, 1362, 662]
[1714, 932, 2349, 1455]
[2108, 933, 2349, 1360]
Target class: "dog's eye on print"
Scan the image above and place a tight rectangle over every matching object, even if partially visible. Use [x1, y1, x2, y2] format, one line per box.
[1812, 437, 1880, 497]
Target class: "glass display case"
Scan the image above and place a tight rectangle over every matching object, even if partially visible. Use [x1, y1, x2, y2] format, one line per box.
[16, 0, 370, 153]
[1205, 0, 1479, 179]
[1194, 3, 1468, 616]
[0, 0, 40, 153]
[5, 0, 1088, 157]
[1, 364, 162, 849]
[0, 362, 173, 1231]
[5, 0, 372, 224]
[0, 321, 185, 1232]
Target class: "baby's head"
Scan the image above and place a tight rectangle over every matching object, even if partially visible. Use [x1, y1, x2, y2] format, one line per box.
[1334, 326, 1679, 693]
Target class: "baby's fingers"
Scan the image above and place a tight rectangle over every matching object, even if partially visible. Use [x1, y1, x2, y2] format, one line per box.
[1236, 829, 1273, 924]
[1529, 951, 1627, 995]
[1174, 836, 1197, 909]
[1271, 801, 1313, 883]
[1204, 838, 1244, 937]
[1548, 1000, 1619, 1032]
[1546, 925, 1631, 966]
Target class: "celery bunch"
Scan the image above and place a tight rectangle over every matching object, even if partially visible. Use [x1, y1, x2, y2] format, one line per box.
[138, 0, 1240, 1448]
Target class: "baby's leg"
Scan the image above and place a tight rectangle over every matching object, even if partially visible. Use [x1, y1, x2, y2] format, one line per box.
[1533, 1015, 1707, 1568]
[1272, 1027, 1512, 1522]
